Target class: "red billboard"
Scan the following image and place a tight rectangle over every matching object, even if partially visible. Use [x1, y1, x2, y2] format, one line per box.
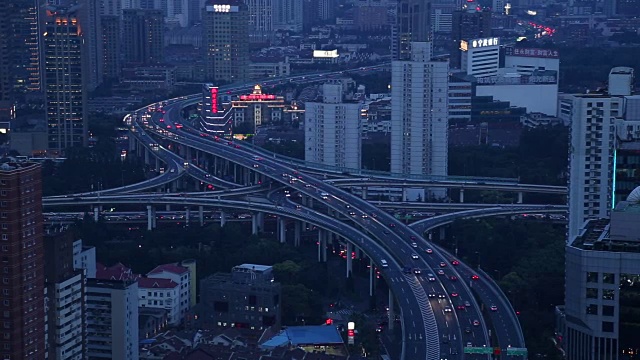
[210, 87, 218, 113]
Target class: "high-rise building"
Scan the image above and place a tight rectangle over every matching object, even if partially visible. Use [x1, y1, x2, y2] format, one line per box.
[85, 279, 139, 360]
[392, 0, 432, 60]
[202, 0, 249, 83]
[44, 229, 85, 360]
[43, 5, 87, 154]
[200, 84, 233, 137]
[122, 9, 164, 65]
[78, 0, 103, 91]
[100, 15, 121, 81]
[450, 6, 492, 69]
[390, 42, 449, 198]
[460, 37, 500, 77]
[273, 0, 303, 32]
[6, 0, 42, 95]
[244, 0, 273, 42]
[561, 197, 640, 360]
[0, 2, 11, 132]
[305, 83, 362, 169]
[0, 162, 46, 360]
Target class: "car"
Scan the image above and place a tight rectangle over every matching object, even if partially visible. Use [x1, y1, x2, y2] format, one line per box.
[305, 184, 311, 188]
[389, 223, 395, 227]
[438, 293, 446, 299]
[410, 242, 418, 248]
[253, 164, 259, 168]
[346, 205, 351, 209]
[295, 205, 302, 210]
[234, 145, 240, 148]
[473, 320, 480, 326]
[410, 235, 417, 240]
[413, 268, 421, 275]
[166, 125, 172, 129]
[466, 342, 473, 348]
[427, 274, 436, 282]
[451, 260, 460, 266]
[451, 292, 459, 297]
[457, 305, 466, 310]
[227, 141, 233, 146]
[361, 214, 369, 219]
[464, 301, 471, 307]
[443, 307, 452, 313]
[348, 212, 356, 217]
[464, 327, 471, 334]
[471, 274, 480, 281]
[490, 305, 498, 312]
[170, 169, 175, 173]
[439, 262, 447, 267]
[252, 156, 263, 161]
[383, 230, 389, 234]
[411, 253, 419, 260]
[450, 276, 458, 281]
[282, 173, 288, 177]
[426, 248, 433, 254]
[428, 293, 437, 299]
[437, 269, 445, 275]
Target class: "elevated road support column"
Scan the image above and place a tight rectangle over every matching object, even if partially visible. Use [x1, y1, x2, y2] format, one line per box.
[459, 188, 465, 203]
[388, 289, 395, 330]
[361, 187, 367, 200]
[251, 214, 259, 235]
[369, 258, 374, 297]
[278, 218, 286, 243]
[257, 212, 264, 230]
[144, 148, 150, 164]
[322, 230, 328, 262]
[294, 221, 301, 247]
[147, 205, 153, 231]
[220, 211, 227, 227]
[93, 207, 99, 222]
[439, 227, 446, 241]
[317, 229, 323, 262]
[155, 158, 160, 172]
[185, 207, 190, 226]
[199, 206, 204, 226]
[518, 191, 524, 204]
[346, 242, 352, 278]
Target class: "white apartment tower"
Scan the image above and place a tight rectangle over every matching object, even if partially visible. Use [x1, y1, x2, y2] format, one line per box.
[305, 83, 362, 170]
[390, 42, 449, 195]
[244, 0, 273, 42]
[273, 0, 303, 32]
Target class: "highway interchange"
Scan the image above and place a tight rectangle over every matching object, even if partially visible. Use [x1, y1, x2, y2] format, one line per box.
[42, 66, 568, 359]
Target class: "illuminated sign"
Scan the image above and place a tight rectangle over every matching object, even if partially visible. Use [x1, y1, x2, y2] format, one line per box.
[210, 87, 218, 114]
[205, 4, 239, 12]
[470, 37, 500, 49]
[313, 50, 339, 58]
[460, 40, 468, 51]
[476, 73, 558, 85]
[506, 47, 559, 58]
[239, 94, 277, 101]
[347, 322, 355, 345]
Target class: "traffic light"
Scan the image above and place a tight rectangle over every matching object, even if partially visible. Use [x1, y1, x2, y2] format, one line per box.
[325, 318, 333, 325]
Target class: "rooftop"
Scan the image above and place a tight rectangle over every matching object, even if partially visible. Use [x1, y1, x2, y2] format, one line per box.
[261, 326, 344, 349]
[234, 264, 272, 273]
[138, 277, 179, 289]
[96, 262, 141, 281]
[148, 263, 190, 276]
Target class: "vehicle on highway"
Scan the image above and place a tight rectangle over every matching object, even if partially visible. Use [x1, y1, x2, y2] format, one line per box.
[490, 305, 498, 311]
[411, 253, 419, 259]
[471, 274, 480, 280]
[380, 260, 388, 268]
[348, 211, 356, 217]
[444, 306, 452, 313]
[428, 293, 437, 299]
[320, 191, 329, 200]
[457, 305, 466, 310]
[427, 274, 436, 282]
[170, 169, 175, 173]
[473, 320, 480, 326]
[410, 242, 418, 248]
[451, 260, 460, 266]
[439, 262, 447, 267]
[464, 327, 471, 333]
[426, 248, 433, 254]
[450, 276, 458, 281]
[464, 301, 471, 307]
[437, 269, 445, 275]
[451, 292, 458, 297]
[438, 293, 446, 299]
[413, 268, 421, 275]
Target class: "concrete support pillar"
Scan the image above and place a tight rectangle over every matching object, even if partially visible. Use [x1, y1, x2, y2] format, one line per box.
[388, 289, 395, 330]
[152, 208, 157, 228]
[278, 217, 286, 243]
[354, 246, 361, 259]
[322, 231, 328, 262]
[257, 212, 264, 230]
[144, 148, 150, 164]
[254, 171, 260, 185]
[346, 242, 353, 278]
[166, 204, 171, 211]
[93, 207, 99, 222]
[439, 226, 446, 241]
[155, 157, 160, 172]
[185, 207, 190, 226]
[308, 197, 313, 208]
[294, 221, 301, 247]
[186, 147, 191, 161]
[459, 188, 465, 203]
[402, 187, 407, 202]
[362, 187, 367, 200]
[199, 206, 204, 226]
[517, 191, 524, 204]
[171, 181, 177, 192]
[251, 214, 259, 235]
[220, 211, 227, 227]
[317, 229, 323, 262]
[233, 164, 237, 183]
[369, 258, 374, 297]
[147, 205, 153, 231]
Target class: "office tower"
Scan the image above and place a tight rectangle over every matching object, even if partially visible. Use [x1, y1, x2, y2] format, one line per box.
[43, 5, 87, 154]
[391, 42, 449, 197]
[561, 198, 640, 360]
[459, 37, 500, 77]
[5, 0, 42, 95]
[101, 0, 121, 16]
[305, 83, 362, 169]
[273, 0, 303, 32]
[492, 0, 506, 13]
[0, 2, 11, 131]
[244, 0, 273, 42]
[44, 229, 85, 360]
[317, 0, 336, 21]
[86, 279, 139, 360]
[0, 162, 45, 360]
[122, 9, 164, 65]
[100, 15, 120, 81]
[450, 6, 492, 69]
[392, 0, 432, 60]
[78, 0, 103, 91]
[166, 0, 190, 26]
[302, 0, 319, 31]
[202, 0, 249, 83]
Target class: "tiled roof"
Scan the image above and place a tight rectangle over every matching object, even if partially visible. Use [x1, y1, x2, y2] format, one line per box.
[96, 262, 141, 281]
[139, 277, 179, 289]
[149, 263, 190, 276]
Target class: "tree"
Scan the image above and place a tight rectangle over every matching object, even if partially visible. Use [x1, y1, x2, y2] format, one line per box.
[273, 260, 302, 284]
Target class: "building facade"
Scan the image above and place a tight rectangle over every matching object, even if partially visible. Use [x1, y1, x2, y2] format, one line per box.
[44, 230, 85, 360]
[305, 83, 362, 170]
[244, 0, 273, 42]
[202, 0, 249, 83]
[86, 279, 139, 360]
[199, 264, 281, 330]
[200, 84, 233, 137]
[122, 9, 164, 65]
[43, 5, 87, 154]
[0, 162, 45, 360]
[393, 0, 431, 60]
[138, 278, 181, 326]
[390, 42, 449, 191]
[450, 8, 492, 69]
[273, 0, 303, 32]
[146, 263, 192, 324]
[231, 85, 287, 131]
[460, 37, 500, 78]
[100, 15, 120, 81]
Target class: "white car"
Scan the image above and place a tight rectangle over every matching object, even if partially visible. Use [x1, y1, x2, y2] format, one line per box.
[411, 254, 419, 260]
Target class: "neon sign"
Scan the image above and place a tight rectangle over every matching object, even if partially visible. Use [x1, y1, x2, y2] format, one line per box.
[470, 37, 500, 48]
[210, 87, 218, 113]
[239, 94, 277, 101]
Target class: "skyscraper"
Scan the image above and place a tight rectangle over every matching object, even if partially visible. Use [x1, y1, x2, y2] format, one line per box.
[202, 0, 249, 83]
[392, 0, 432, 60]
[122, 9, 164, 65]
[101, 15, 121, 81]
[450, 5, 492, 69]
[78, 0, 103, 91]
[273, 0, 303, 32]
[305, 83, 362, 169]
[244, 0, 273, 42]
[0, 161, 45, 360]
[390, 42, 449, 198]
[43, 5, 87, 154]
